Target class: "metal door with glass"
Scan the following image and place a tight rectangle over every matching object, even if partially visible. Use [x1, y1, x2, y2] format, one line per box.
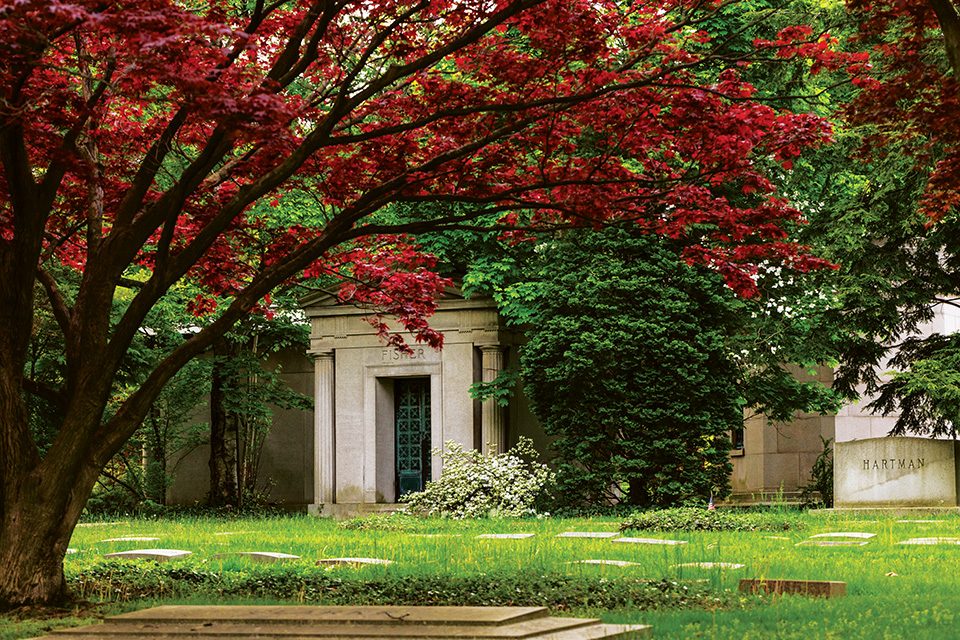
[395, 377, 431, 496]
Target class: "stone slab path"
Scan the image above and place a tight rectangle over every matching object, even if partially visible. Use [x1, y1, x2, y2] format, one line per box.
[30, 605, 652, 639]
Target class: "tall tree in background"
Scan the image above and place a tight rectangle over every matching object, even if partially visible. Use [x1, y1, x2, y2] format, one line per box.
[206, 302, 313, 509]
[515, 227, 743, 507]
[0, 0, 851, 607]
[794, 1, 960, 435]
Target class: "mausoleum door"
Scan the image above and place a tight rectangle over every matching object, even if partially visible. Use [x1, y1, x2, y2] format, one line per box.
[395, 377, 432, 496]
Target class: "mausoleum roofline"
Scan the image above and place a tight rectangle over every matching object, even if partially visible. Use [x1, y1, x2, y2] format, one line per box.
[300, 285, 497, 319]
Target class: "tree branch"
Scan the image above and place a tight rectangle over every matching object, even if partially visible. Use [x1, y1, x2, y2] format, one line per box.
[930, 0, 960, 83]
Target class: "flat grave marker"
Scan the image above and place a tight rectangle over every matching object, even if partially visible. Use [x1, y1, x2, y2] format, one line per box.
[26, 605, 652, 639]
[740, 579, 846, 598]
[215, 552, 300, 564]
[101, 537, 160, 542]
[103, 549, 191, 562]
[811, 532, 876, 539]
[476, 533, 535, 540]
[570, 559, 639, 567]
[673, 562, 746, 569]
[614, 537, 687, 546]
[316, 557, 394, 567]
[797, 540, 870, 547]
[556, 531, 619, 539]
[896, 537, 960, 545]
[212, 531, 258, 536]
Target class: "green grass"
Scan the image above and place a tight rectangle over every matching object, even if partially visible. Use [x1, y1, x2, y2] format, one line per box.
[5, 511, 960, 639]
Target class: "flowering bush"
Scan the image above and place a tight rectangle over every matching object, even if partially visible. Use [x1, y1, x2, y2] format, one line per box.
[400, 437, 554, 519]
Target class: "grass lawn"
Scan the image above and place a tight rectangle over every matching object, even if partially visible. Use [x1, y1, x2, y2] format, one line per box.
[4, 510, 960, 639]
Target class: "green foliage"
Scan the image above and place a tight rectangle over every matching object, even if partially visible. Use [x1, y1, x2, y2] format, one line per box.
[468, 365, 520, 407]
[400, 437, 554, 519]
[516, 227, 740, 508]
[620, 507, 804, 533]
[68, 559, 725, 612]
[799, 437, 834, 508]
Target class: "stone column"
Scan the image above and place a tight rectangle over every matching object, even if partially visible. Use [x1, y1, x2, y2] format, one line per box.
[480, 345, 507, 456]
[312, 350, 335, 506]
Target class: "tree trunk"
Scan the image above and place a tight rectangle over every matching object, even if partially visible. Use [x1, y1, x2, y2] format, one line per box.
[0, 455, 98, 609]
[208, 340, 240, 508]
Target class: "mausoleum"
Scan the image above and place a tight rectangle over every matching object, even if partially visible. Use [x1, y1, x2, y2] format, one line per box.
[165, 291, 960, 511]
[300, 289, 545, 517]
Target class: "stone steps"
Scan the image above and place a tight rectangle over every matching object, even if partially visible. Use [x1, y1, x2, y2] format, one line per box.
[37, 605, 651, 639]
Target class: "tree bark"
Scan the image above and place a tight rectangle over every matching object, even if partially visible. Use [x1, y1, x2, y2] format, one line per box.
[208, 339, 240, 508]
[0, 437, 100, 609]
[930, 0, 960, 83]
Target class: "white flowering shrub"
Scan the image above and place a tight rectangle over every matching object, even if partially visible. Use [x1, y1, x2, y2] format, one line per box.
[400, 437, 554, 519]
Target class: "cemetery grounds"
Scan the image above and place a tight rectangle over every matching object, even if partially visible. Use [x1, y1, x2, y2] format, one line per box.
[3, 510, 959, 640]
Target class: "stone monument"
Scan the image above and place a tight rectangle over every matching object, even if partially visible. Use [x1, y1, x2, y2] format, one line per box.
[834, 437, 960, 507]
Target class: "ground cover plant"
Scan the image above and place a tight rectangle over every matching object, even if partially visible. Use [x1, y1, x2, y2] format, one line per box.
[5, 511, 960, 639]
[620, 507, 805, 532]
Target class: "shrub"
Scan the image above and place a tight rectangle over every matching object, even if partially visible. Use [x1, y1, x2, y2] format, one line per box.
[620, 507, 804, 532]
[799, 437, 834, 508]
[400, 437, 554, 518]
[516, 227, 741, 508]
[337, 512, 419, 531]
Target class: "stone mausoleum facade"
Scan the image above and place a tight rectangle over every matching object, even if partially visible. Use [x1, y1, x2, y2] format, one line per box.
[166, 293, 960, 510]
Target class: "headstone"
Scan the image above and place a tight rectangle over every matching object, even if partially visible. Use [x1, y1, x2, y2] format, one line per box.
[556, 532, 619, 538]
[834, 437, 960, 507]
[570, 559, 639, 567]
[27, 605, 652, 639]
[739, 579, 846, 598]
[475, 533, 535, 539]
[613, 537, 687, 546]
[216, 552, 300, 563]
[103, 549, 191, 562]
[810, 532, 876, 539]
[316, 557, 394, 566]
[896, 538, 960, 545]
[673, 562, 746, 569]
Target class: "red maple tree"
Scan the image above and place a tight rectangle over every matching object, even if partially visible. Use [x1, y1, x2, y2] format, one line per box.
[845, 0, 960, 220]
[1, 0, 848, 607]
